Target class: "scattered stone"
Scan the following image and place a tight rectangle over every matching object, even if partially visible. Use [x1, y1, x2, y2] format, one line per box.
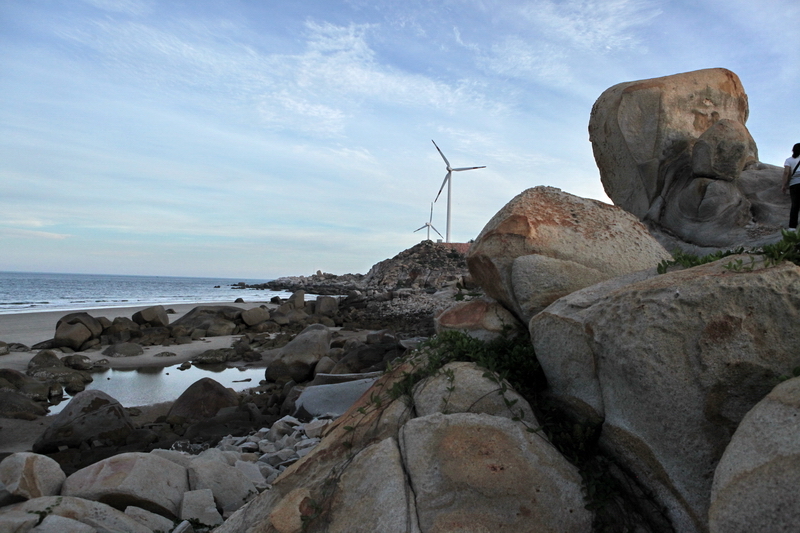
[193, 348, 235, 364]
[102, 342, 144, 357]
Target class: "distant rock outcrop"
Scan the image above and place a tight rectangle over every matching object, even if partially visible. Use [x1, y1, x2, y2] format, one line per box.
[262, 240, 471, 295]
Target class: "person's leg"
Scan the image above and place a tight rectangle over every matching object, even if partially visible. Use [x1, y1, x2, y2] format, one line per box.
[790, 184, 800, 229]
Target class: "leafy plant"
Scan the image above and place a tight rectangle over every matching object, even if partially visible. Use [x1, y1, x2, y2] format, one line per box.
[658, 230, 800, 274]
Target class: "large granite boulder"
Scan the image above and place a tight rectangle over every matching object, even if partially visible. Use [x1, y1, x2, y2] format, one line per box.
[589, 68, 788, 250]
[53, 312, 103, 350]
[57, 313, 104, 339]
[33, 390, 135, 453]
[54, 322, 93, 351]
[434, 297, 522, 341]
[530, 256, 800, 533]
[467, 186, 671, 323]
[166, 377, 240, 424]
[62, 452, 189, 518]
[412, 361, 536, 424]
[170, 305, 243, 337]
[709, 376, 800, 532]
[269, 324, 332, 382]
[0, 495, 151, 533]
[241, 306, 270, 327]
[0, 390, 48, 420]
[400, 412, 590, 533]
[589, 67, 750, 219]
[324, 436, 416, 533]
[187, 456, 258, 514]
[0, 368, 49, 401]
[131, 305, 169, 327]
[0, 452, 66, 500]
[329, 342, 401, 375]
[25, 351, 93, 395]
[104, 316, 141, 343]
[294, 377, 379, 418]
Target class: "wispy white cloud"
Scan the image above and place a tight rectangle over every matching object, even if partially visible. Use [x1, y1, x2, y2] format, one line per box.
[0, 228, 71, 240]
[80, 0, 153, 17]
[516, 0, 660, 52]
[481, 37, 573, 84]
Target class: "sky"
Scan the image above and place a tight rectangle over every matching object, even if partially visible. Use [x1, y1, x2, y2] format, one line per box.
[1, 0, 798, 279]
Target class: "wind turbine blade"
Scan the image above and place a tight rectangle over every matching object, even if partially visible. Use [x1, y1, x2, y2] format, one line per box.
[434, 171, 451, 202]
[431, 226, 444, 239]
[431, 140, 451, 168]
[414, 226, 426, 232]
[428, 202, 434, 223]
[452, 166, 486, 171]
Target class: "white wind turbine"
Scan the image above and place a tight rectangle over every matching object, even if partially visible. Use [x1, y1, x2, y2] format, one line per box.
[414, 202, 444, 241]
[432, 140, 485, 243]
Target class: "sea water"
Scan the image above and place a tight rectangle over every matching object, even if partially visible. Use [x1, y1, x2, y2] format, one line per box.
[0, 271, 302, 411]
[0, 271, 291, 314]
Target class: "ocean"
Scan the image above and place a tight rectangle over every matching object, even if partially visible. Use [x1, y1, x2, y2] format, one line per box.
[0, 271, 293, 315]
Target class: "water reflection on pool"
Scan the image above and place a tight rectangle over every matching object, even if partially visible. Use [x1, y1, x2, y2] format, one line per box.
[47, 364, 267, 415]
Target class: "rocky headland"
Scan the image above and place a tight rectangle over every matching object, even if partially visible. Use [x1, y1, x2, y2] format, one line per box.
[2, 67, 799, 533]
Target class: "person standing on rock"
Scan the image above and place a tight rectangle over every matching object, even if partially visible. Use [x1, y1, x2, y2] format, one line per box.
[781, 143, 800, 230]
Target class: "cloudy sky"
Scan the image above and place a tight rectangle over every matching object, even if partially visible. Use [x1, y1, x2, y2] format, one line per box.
[1, 0, 797, 279]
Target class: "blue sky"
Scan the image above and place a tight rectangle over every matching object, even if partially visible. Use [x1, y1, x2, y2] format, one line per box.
[1, 0, 798, 279]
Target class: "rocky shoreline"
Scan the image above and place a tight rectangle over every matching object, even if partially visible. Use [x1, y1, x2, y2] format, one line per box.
[6, 68, 800, 533]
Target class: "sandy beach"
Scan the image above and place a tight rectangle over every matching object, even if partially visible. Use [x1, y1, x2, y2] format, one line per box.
[0, 301, 274, 454]
[0, 301, 273, 373]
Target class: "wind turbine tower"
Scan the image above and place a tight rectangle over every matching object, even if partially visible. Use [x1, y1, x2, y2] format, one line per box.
[432, 140, 486, 243]
[414, 202, 444, 241]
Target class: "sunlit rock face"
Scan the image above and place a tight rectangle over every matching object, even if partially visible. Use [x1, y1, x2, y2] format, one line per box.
[589, 68, 788, 251]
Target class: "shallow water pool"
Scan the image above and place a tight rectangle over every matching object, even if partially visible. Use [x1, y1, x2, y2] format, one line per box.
[47, 364, 267, 415]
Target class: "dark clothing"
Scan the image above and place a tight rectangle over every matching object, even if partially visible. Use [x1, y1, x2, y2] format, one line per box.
[790, 184, 800, 229]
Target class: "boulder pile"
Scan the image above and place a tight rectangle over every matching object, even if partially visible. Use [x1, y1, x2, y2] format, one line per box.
[37, 297, 343, 355]
[0, 409, 336, 532]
